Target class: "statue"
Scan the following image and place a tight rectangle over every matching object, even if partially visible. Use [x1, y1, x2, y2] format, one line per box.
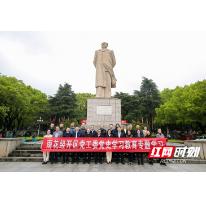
[93, 42, 117, 98]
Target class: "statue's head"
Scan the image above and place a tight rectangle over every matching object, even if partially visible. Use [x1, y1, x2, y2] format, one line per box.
[101, 42, 108, 49]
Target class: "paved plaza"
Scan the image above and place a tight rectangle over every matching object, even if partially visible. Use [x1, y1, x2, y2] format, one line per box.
[0, 162, 206, 172]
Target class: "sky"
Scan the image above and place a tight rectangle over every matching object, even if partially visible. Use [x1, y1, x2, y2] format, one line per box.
[0, 31, 206, 97]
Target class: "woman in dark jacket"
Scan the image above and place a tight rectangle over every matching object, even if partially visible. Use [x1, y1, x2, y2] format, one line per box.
[126, 130, 134, 165]
[136, 130, 144, 165]
[105, 129, 113, 164]
[145, 130, 153, 165]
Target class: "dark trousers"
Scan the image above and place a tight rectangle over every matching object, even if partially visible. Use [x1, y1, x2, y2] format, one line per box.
[95, 152, 102, 162]
[136, 152, 143, 164]
[72, 152, 80, 162]
[51, 152, 58, 162]
[62, 152, 70, 162]
[83, 152, 91, 162]
[116, 152, 124, 162]
[128, 153, 133, 162]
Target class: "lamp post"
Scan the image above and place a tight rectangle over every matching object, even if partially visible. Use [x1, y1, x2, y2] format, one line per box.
[166, 122, 169, 138]
[37, 117, 43, 137]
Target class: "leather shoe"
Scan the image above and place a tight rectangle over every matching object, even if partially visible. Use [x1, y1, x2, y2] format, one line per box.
[88, 161, 90, 164]
[51, 162, 53, 164]
[42, 162, 45, 164]
[95, 161, 97, 164]
[99, 161, 102, 164]
[76, 161, 79, 164]
[141, 163, 144, 165]
[61, 161, 65, 164]
[83, 161, 86, 164]
[66, 161, 69, 164]
[55, 161, 58, 164]
[116, 161, 119, 164]
[121, 161, 125, 165]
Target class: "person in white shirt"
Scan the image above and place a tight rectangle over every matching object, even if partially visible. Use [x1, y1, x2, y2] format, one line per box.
[42, 129, 52, 164]
[105, 129, 113, 164]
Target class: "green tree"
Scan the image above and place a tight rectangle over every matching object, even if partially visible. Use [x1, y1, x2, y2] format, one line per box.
[135, 76, 161, 131]
[114, 92, 141, 123]
[75, 93, 95, 120]
[155, 80, 206, 133]
[0, 75, 49, 131]
[48, 83, 77, 124]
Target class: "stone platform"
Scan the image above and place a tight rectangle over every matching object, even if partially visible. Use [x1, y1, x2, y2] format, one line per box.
[86, 98, 121, 129]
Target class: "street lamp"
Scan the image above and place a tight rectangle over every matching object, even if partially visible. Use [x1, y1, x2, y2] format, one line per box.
[166, 122, 169, 138]
[37, 117, 43, 137]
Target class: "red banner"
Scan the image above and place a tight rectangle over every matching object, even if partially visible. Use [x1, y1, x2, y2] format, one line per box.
[121, 120, 127, 124]
[41, 138, 167, 152]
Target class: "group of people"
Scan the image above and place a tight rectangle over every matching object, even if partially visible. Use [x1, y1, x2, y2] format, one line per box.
[42, 122, 167, 166]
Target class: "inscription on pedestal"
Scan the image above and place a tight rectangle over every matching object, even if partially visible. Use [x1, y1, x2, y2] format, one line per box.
[96, 106, 112, 115]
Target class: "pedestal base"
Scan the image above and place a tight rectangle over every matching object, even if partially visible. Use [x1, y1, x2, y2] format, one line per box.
[86, 98, 121, 130]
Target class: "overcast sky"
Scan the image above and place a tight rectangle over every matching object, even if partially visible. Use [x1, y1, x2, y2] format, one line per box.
[0, 31, 206, 96]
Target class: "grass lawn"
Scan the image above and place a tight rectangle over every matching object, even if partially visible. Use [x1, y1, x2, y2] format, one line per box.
[168, 139, 184, 143]
[18, 136, 44, 140]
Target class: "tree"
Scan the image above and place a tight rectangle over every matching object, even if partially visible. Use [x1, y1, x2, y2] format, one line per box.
[135, 76, 161, 131]
[75, 93, 95, 120]
[114, 92, 141, 123]
[155, 80, 206, 134]
[48, 83, 77, 124]
[0, 75, 49, 131]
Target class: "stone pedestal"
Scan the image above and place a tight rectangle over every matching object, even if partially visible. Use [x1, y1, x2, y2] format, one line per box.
[86, 98, 121, 130]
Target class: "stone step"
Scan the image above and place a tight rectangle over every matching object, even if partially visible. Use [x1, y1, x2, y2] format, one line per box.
[19, 144, 41, 148]
[12, 150, 41, 154]
[16, 147, 41, 150]
[8, 153, 43, 157]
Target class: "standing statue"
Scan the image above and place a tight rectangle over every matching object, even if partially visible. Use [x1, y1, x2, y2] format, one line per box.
[93, 42, 117, 98]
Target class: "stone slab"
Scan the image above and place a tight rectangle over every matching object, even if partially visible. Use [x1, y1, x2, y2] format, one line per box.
[86, 98, 121, 129]
[0, 138, 23, 157]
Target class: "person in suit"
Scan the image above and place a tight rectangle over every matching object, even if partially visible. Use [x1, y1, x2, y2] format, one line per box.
[105, 129, 113, 164]
[121, 125, 127, 135]
[134, 124, 143, 137]
[107, 124, 116, 136]
[90, 125, 97, 159]
[136, 130, 144, 165]
[90, 125, 97, 136]
[61, 127, 72, 164]
[83, 129, 93, 164]
[99, 124, 106, 137]
[156, 128, 167, 166]
[94, 129, 103, 164]
[80, 123, 87, 137]
[51, 126, 63, 164]
[42, 129, 52, 164]
[126, 130, 134, 165]
[71, 126, 82, 164]
[114, 127, 125, 164]
[143, 126, 148, 137]
[145, 130, 153, 165]
[127, 124, 134, 136]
